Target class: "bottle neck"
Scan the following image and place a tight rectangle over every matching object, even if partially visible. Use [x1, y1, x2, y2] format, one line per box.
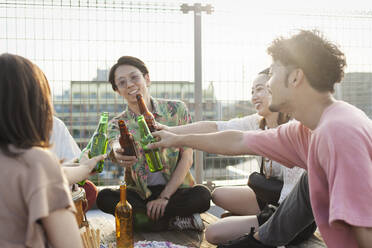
[120, 184, 127, 203]
[119, 123, 130, 138]
[97, 122, 107, 133]
[97, 113, 108, 133]
[137, 94, 152, 115]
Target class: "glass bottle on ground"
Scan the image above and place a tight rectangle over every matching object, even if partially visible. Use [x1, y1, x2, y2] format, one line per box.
[115, 182, 134, 248]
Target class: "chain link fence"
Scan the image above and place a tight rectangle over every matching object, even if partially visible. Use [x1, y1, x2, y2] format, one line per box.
[1, 0, 371, 185]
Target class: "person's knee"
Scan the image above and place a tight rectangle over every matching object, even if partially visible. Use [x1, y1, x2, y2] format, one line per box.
[96, 188, 114, 213]
[211, 187, 224, 206]
[80, 180, 98, 211]
[205, 225, 221, 245]
[193, 185, 211, 212]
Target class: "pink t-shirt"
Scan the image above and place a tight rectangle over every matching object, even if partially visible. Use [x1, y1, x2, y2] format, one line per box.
[243, 101, 372, 248]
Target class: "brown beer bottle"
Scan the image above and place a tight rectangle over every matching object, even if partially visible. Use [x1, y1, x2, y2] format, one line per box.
[118, 120, 137, 185]
[118, 120, 138, 157]
[115, 182, 134, 248]
[136, 93, 156, 132]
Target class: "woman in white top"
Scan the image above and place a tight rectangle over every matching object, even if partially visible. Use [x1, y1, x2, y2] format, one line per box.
[205, 69, 305, 245]
[156, 68, 305, 245]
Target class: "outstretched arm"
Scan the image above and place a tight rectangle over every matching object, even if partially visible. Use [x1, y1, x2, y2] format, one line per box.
[149, 130, 256, 156]
[62, 154, 107, 185]
[157, 121, 218, 135]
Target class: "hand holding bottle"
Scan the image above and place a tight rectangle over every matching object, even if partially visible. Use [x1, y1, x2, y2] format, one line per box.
[62, 154, 107, 185]
[147, 130, 182, 149]
[112, 141, 137, 169]
[154, 122, 169, 131]
[81, 153, 108, 175]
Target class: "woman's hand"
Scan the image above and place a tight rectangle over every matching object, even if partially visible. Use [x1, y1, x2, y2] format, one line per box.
[146, 198, 169, 221]
[112, 141, 137, 169]
[79, 153, 107, 175]
[62, 154, 107, 185]
[78, 148, 90, 163]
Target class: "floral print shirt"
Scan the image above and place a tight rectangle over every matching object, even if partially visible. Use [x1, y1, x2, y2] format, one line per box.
[107, 98, 194, 199]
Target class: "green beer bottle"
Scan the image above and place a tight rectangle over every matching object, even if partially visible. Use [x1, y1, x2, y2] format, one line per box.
[89, 112, 109, 173]
[137, 115, 163, 172]
[78, 112, 108, 186]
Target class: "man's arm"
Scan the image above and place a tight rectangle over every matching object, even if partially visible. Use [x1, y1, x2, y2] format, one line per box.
[150, 130, 256, 156]
[351, 226, 372, 248]
[159, 121, 218, 135]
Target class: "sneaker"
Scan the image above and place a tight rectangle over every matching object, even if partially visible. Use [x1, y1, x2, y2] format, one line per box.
[169, 213, 205, 232]
[217, 228, 275, 248]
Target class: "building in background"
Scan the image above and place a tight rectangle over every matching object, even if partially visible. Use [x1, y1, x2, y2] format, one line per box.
[335, 72, 372, 118]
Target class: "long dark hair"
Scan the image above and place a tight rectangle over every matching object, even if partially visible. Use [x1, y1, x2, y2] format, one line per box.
[0, 53, 53, 157]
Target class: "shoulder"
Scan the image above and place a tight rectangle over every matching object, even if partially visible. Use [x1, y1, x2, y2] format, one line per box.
[156, 98, 187, 110]
[53, 116, 65, 128]
[15, 147, 64, 190]
[24, 147, 61, 171]
[156, 98, 189, 117]
[316, 101, 372, 142]
[277, 120, 309, 136]
[313, 103, 372, 163]
[51, 116, 69, 136]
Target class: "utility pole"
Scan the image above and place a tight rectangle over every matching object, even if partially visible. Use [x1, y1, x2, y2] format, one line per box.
[180, 3, 214, 184]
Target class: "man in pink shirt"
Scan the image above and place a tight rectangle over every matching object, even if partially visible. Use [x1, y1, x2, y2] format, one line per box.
[149, 30, 372, 248]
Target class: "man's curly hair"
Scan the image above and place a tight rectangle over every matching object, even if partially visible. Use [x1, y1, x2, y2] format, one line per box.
[267, 30, 347, 93]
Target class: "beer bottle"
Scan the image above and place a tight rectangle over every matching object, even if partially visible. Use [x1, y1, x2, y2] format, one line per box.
[78, 112, 108, 186]
[89, 112, 109, 173]
[137, 115, 163, 172]
[118, 119, 137, 185]
[118, 120, 137, 157]
[115, 182, 134, 248]
[136, 94, 156, 132]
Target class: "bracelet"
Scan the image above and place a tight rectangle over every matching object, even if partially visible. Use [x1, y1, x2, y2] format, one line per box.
[159, 196, 170, 201]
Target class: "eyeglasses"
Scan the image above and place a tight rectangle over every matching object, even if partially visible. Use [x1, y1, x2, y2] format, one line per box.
[115, 73, 143, 89]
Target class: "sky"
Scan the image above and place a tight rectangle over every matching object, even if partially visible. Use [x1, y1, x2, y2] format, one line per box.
[1, 0, 372, 101]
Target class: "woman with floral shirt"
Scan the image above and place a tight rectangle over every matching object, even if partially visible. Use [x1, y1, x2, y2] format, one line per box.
[96, 56, 211, 232]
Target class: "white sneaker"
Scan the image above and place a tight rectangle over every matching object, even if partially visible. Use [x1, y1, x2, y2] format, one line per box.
[169, 213, 205, 232]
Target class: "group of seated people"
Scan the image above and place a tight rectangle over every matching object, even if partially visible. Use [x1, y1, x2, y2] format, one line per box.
[0, 29, 371, 248]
